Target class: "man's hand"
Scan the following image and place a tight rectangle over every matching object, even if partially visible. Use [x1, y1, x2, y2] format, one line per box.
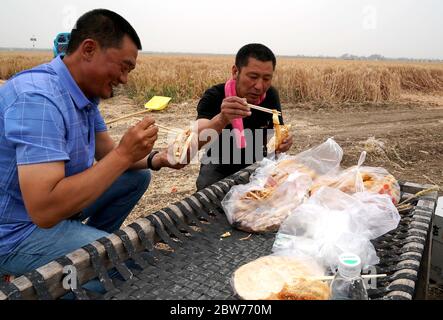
[276, 134, 293, 154]
[115, 116, 158, 165]
[151, 149, 188, 170]
[219, 96, 251, 125]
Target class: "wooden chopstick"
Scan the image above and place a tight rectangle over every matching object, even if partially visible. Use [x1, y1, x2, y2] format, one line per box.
[247, 104, 281, 115]
[106, 109, 153, 125]
[303, 274, 387, 282]
[155, 124, 181, 133]
[106, 111, 180, 133]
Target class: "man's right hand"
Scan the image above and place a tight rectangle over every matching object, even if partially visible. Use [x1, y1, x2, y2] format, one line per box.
[219, 96, 251, 125]
[115, 116, 159, 165]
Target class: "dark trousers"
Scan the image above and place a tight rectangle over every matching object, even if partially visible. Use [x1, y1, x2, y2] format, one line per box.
[196, 164, 248, 190]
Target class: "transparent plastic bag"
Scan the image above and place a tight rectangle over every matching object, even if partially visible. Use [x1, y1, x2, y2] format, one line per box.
[221, 171, 312, 233]
[231, 253, 330, 300]
[272, 186, 400, 269]
[310, 151, 401, 204]
[253, 137, 343, 186]
[221, 138, 344, 233]
[292, 137, 343, 176]
[250, 155, 317, 187]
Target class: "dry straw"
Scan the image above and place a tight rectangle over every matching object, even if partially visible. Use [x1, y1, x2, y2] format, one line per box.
[1, 52, 442, 104]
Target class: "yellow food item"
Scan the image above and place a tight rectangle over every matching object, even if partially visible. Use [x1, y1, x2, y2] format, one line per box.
[266, 280, 331, 300]
[267, 110, 291, 153]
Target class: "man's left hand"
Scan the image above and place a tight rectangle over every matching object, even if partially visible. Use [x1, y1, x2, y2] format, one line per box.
[276, 134, 294, 154]
[151, 149, 188, 170]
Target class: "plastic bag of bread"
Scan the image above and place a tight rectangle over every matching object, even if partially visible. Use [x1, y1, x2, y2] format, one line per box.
[310, 151, 401, 204]
[221, 170, 312, 233]
[253, 138, 343, 188]
[231, 254, 330, 300]
[272, 186, 400, 269]
[251, 156, 317, 188]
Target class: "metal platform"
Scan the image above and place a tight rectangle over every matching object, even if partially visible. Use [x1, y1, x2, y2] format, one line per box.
[0, 164, 439, 300]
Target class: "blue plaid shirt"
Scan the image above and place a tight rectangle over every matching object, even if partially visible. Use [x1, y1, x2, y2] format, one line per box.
[0, 56, 107, 255]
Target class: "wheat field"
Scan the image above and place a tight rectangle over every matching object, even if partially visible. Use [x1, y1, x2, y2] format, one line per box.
[1, 51, 442, 104]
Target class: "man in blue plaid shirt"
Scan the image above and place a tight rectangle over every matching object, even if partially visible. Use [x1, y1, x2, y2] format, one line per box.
[0, 9, 182, 288]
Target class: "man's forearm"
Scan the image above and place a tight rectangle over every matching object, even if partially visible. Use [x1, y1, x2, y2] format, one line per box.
[197, 115, 228, 149]
[129, 156, 149, 170]
[41, 149, 132, 227]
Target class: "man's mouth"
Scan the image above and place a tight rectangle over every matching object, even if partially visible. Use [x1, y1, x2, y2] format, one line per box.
[248, 93, 261, 101]
[249, 91, 262, 97]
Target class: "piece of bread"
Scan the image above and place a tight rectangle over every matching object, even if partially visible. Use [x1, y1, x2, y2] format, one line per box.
[171, 128, 196, 163]
[266, 279, 331, 300]
[232, 256, 330, 300]
[267, 110, 291, 154]
[267, 125, 291, 154]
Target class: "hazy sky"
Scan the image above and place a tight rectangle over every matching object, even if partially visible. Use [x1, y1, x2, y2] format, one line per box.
[1, 0, 442, 59]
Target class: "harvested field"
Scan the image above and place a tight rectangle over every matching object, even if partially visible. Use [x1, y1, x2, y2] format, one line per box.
[1, 51, 443, 105]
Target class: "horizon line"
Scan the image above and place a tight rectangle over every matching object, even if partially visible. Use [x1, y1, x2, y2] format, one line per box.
[0, 47, 442, 62]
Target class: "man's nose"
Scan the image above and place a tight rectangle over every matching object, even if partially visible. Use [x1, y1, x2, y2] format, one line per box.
[253, 78, 264, 92]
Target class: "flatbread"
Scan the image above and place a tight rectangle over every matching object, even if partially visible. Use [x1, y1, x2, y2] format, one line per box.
[232, 256, 330, 300]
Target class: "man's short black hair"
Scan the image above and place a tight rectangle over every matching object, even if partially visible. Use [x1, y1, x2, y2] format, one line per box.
[235, 43, 276, 70]
[66, 9, 142, 55]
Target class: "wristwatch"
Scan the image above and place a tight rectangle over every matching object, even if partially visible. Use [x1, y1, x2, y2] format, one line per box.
[147, 150, 160, 171]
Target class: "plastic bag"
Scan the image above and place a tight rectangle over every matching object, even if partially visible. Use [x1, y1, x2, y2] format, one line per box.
[221, 170, 312, 233]
[310, 151, 401, 204]
[231, 253, 330, 300]
[292, 137, 343, 176]
[221, 138, 344, 233]
[254, 137, 343, 185]
[250, 155, 317, 187]
[272, 186, 400, 270]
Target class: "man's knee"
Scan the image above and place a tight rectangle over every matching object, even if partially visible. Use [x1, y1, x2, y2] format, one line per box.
[133, 169, 151, 193]
[121, 169, 151, 193]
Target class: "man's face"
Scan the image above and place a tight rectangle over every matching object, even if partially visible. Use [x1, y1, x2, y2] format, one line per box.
[87, 35, 138, 99]
[233, 57, 274, 104]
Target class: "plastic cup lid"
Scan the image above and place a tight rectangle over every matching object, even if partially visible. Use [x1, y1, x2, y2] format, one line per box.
[338, 253, 362, 278]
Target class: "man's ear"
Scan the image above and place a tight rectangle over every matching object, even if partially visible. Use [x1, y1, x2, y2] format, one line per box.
[231, 65, 239, 80]
[79, 39, 98, 62]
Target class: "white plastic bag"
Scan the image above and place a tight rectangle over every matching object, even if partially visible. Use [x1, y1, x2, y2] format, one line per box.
[292, 137, 343, 176]
[221, 138, 344, 233]
[251, 137, 343, 187]
[310, 151, 401, 204]
[272, 186, 400, 269]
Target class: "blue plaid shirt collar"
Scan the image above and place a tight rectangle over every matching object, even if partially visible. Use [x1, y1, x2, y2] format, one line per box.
[49, 56, 99, 110]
